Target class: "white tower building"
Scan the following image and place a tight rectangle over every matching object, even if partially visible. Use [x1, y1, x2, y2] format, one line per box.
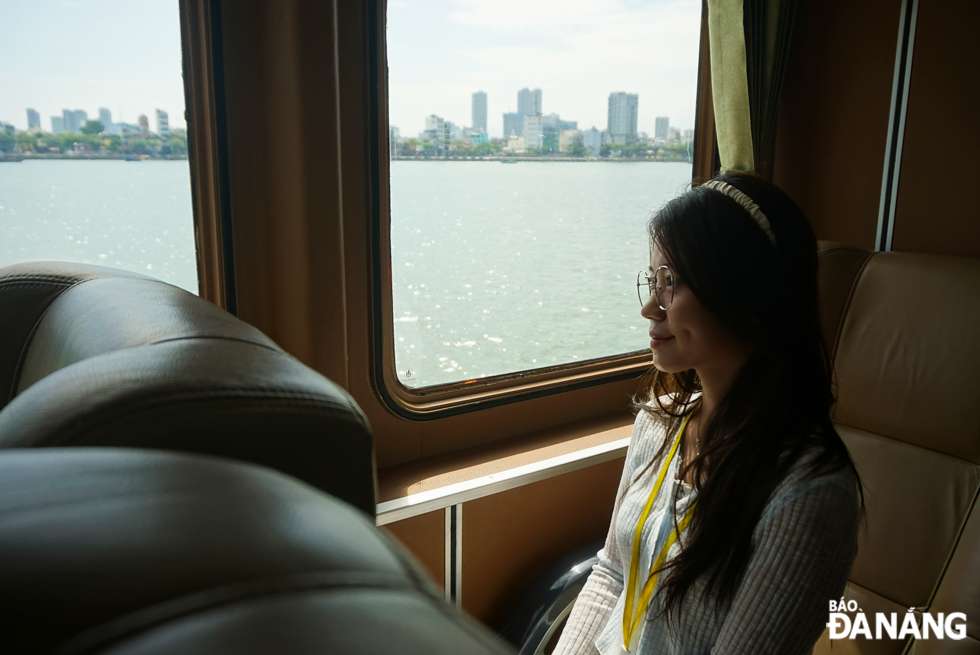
[607, 92, 639, 145]
[472, 91, 487, 133]
[156, 109, 170, 138]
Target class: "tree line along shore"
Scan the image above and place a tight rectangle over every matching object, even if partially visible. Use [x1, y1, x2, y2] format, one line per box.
[0, 121, 187, 159]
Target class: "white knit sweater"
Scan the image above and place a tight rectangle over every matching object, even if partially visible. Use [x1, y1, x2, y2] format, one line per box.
[553, 407, 860, 655]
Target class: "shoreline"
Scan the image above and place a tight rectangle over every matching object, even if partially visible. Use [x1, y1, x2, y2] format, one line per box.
[2, 154, 188, 161]
[4, 154, 689, 163]
[390, 156, 692, 163]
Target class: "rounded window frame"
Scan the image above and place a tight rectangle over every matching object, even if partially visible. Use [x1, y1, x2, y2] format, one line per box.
[367, 0, 716, 420]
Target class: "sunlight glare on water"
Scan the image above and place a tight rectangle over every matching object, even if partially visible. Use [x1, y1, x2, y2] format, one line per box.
[0, 160, 198, 293]
[390, 160, 692, 387]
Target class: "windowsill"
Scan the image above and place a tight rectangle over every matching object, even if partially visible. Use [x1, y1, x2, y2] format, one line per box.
[376, 409, 635, 524]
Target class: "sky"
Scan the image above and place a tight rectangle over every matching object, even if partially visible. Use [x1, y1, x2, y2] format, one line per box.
[1, 0, 702, 138]
[387, 0, 702, 139]
[0, 0, 187, 131]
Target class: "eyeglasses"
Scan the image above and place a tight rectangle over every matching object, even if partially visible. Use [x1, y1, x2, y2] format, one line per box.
[637, 266, 679, 310]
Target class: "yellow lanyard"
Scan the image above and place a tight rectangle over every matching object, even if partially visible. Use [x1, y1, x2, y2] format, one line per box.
[622, 413, 697, 653]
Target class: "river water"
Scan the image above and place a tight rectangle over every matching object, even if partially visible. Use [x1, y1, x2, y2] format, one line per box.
[0, 160, 199, 292]
[0, 159, 693, 387]
[390, 160, 692, 386]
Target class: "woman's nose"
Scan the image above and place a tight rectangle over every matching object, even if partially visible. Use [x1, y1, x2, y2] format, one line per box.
[640, 295, 665, 321]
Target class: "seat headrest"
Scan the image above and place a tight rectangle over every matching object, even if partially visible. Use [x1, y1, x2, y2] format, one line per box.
[0, 262, 376, 515]
[818, 242, 980, 462]
[15, 275, 279, 394]
[0, 261, 155, 408]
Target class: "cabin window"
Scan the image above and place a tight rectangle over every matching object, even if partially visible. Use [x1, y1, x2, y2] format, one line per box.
[382, 0, 703, 398]
[0, 2, 199, 294]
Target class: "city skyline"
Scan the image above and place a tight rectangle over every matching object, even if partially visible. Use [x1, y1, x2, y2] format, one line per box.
[1, 0, 187, 132]
[387, 0, 701, 138]
[396, 88, 691, 160]
[16, 105, 180, 136]
[403, 88, 688, 145]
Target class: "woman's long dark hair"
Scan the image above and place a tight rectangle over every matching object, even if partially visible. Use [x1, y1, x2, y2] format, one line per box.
[633, 172, 865, 625]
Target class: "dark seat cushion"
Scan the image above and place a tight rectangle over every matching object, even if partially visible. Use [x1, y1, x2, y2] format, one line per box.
[0, 448, 514, 655]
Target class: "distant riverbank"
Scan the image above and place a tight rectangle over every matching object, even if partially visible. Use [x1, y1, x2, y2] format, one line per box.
[390, 155, 692, 163]
[2, 153, 188, 161]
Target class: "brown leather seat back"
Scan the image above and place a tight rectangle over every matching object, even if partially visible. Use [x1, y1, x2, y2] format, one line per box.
[0, 261, 376, 516]
[814, 242, 980, 653]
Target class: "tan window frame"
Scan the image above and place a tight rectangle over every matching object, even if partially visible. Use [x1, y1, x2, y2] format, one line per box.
[368, 0, 717, 420]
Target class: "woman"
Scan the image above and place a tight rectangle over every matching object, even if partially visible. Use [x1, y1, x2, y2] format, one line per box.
[553, 174, 865, 655]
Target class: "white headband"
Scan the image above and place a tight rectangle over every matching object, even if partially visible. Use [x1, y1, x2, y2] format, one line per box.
[701, 180, 777, 248]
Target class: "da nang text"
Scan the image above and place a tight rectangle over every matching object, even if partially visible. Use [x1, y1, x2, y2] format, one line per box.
[827, 600, 966, 640]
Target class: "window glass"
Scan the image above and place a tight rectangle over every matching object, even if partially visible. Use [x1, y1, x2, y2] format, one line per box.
[0, 1, 198, 294]
[387, 0, 701, 388]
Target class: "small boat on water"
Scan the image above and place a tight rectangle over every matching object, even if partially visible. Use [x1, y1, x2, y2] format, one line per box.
[500, 158, 519, 164]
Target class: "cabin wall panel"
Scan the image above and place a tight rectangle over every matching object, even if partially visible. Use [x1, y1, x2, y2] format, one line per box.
[418, 381, 641, 460]
[217, 0, 349, 386]
[460, 458, 623, 626]
[381, 510, 445, 591]
[216, 0, 271, 321]
[772, 0, 900, 248]
[890, 0, 980, 259]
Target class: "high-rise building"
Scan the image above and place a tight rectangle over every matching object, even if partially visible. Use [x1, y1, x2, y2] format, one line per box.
[73, 109, 87, 132]
[654, 117, 669, 140]
[582, 127, 602, 156]
[99, 108, 113, 128]
[471, 92, 487, 133]
[517, 88, 542, 116]
[522, 113, 575, 151]
[138, 114, 150, 137]
[523, 115, 546, 150]
[26, 108, 41, 129]
[62, 109, 87, 133]
[420, 114, 454, 153]
[503, 112, 523, 137]
[607, 92, 639, 145]
[156, 109, 170, 138]
[51, 116, 64, 133]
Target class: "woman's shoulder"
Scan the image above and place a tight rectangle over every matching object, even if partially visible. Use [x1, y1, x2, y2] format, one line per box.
[761, 431, 860, 529]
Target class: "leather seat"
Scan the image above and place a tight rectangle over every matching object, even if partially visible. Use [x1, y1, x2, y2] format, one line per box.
[0, 447, 515, 655]
[0, 261, 376, 516]
[813, 242, 980, 653]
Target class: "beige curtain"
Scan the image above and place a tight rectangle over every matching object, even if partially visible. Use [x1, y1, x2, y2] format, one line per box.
[707, 0, 798, 172]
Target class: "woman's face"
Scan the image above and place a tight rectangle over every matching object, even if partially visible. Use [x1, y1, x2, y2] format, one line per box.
[641, 243, 753, 382]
